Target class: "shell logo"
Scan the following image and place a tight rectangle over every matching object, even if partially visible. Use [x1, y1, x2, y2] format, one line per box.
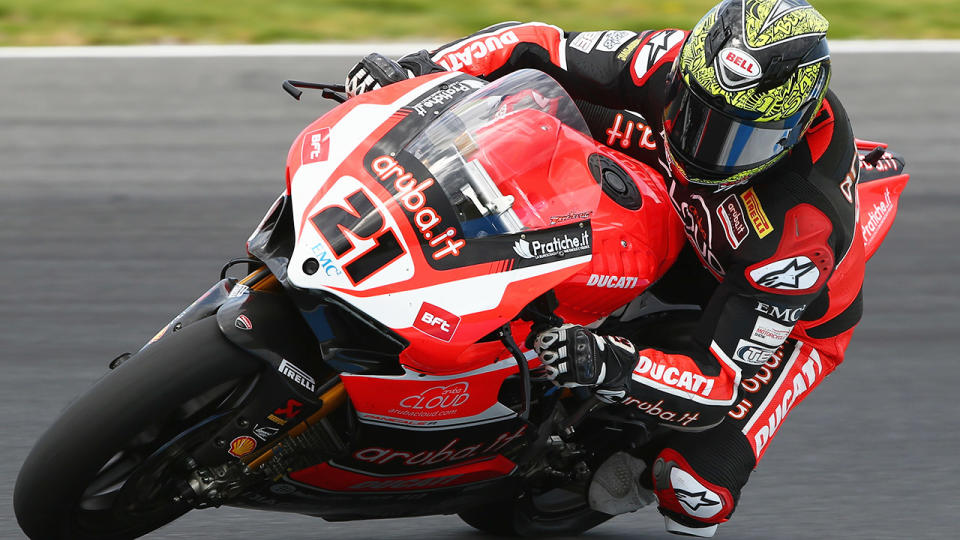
[228, 435, 257, 457]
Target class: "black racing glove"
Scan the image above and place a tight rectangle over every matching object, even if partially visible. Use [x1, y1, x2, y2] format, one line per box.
[344, 50, 447, 97]
[532, 324, 638, 403]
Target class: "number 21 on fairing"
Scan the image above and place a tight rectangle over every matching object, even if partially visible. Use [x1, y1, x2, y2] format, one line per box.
[309, 188, 406, 286]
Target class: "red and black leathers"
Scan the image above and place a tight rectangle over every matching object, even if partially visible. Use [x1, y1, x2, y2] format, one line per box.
[424, 21, 866, 526]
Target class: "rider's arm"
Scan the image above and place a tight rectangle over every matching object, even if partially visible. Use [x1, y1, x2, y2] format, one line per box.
[427, 22, 688, 110]
[625, 204, 840, 430]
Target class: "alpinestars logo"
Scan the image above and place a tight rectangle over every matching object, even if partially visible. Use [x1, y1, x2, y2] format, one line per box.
[633, 30, 685, 83]
[513, 231, 590, 260]
[675, 488, 721, 511]
[751, 257, 819, 290]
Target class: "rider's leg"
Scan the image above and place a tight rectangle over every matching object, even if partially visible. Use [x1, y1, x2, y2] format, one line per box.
[648, 329, 853, 537]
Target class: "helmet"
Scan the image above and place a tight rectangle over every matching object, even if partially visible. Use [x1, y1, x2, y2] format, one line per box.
[663, 0, 831, 186]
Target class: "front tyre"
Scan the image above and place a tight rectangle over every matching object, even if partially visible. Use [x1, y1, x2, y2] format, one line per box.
[14, 316, 261, 540]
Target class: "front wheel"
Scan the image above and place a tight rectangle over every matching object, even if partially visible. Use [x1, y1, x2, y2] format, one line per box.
[458, 488, 612, 536]
[14, 316, 261, 540]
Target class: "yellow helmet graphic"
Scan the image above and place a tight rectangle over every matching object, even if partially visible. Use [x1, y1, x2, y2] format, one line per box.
[663, 0, 831, 186]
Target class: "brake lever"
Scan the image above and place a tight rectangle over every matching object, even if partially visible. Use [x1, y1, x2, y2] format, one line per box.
[283, 80, 348, 103]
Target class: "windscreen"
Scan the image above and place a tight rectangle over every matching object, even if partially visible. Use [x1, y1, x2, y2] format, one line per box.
[402, 69, 598, 241]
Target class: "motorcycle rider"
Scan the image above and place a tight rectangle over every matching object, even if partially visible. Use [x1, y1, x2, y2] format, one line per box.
[346, 0, 864, 536]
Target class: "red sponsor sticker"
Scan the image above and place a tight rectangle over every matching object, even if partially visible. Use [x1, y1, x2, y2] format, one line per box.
[273, 399, 303, 420]
[301, 127, 331, 165]
[413, 302, 461, 342]
[717, 194, 750, 249]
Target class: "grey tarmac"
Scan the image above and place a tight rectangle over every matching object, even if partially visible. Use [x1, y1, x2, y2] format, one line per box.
[1, 51, 958, 539]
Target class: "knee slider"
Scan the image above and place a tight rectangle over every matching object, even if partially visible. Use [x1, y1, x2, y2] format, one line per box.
[652, 448, 736, 528]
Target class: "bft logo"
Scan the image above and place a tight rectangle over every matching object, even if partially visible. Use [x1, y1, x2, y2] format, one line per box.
[301, 127, 331, 164]
[413, 302, 461, 342]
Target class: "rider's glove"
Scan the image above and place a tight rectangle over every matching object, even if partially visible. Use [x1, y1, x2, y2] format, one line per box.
[532, 324, 638, 403]
[345, 50, 447, 97]
[345, 53, 411, 97]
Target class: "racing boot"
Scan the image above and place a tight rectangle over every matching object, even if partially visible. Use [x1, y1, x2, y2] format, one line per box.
[587, 451, 656, 515]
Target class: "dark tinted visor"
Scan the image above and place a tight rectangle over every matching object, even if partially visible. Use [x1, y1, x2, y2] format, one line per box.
[664, 75, 812, 179]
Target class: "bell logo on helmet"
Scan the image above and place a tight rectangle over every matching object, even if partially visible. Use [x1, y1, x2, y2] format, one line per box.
[719, 48, 762, 79]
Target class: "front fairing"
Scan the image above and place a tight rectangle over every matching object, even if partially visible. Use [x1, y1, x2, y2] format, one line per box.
[251, 70, 604, 372]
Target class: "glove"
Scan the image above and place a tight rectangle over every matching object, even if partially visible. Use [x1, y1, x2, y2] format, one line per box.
[532, 324, 638, 403]
[344, 50, 447, 98]
[345, 53, 411, 97]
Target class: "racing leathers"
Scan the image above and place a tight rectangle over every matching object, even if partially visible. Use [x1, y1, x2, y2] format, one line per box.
[410, 21, 865, 532]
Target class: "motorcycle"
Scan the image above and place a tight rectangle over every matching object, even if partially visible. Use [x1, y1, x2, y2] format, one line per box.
[14, 68, 910, 539]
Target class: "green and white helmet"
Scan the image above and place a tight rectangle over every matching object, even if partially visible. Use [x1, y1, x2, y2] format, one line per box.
[663, 0, 831, 186]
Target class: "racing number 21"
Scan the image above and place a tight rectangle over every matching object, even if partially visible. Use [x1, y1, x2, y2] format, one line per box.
[310, 190, 405, 284]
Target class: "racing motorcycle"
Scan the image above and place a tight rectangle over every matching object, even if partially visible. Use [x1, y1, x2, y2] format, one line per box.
[14, 68, 910, 539]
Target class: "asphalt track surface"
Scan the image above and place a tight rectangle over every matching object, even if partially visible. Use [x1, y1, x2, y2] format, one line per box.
[2, 51, 958, 540]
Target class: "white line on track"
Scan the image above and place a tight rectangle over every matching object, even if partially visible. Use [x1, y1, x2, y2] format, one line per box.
[1, 40, 960, 59]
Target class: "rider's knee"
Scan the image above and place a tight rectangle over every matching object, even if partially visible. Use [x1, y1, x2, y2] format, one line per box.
[649, 426, 755, 536]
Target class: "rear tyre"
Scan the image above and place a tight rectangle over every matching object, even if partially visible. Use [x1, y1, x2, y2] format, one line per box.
[14, 316, 261, 540]
[458, 489, 612, 536]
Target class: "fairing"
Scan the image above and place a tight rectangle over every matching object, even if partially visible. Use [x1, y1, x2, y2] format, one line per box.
[279, 71, 606, 372]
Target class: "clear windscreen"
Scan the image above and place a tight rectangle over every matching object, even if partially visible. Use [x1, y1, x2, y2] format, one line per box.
[402, 70, 599, 240]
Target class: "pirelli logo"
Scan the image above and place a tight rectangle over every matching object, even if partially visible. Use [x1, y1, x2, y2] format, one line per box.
[740, 187, 773, 238]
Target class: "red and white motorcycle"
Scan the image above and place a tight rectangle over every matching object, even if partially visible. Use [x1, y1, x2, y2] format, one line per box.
[14, 69, 909, 539]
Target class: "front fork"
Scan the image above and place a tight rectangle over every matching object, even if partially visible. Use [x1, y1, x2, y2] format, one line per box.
[145, 267, 351, 505]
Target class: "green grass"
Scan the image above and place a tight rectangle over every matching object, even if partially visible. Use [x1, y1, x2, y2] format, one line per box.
[1, 0, 959, 46]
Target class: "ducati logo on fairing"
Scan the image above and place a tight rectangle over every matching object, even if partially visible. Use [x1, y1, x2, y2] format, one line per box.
[235, 314, 253, 331]
[586, 274, 641, 289]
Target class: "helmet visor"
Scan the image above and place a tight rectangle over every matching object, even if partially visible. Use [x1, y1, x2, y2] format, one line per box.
[664, 75, 812, 184]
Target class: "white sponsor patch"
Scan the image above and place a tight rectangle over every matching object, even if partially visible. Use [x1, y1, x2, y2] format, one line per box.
[750, 317, 793, 347]
[570, 31, 603, 53]
[669, 468, 724, 519]
[596, 30, 637, 52]
[749, 256, 820, 290]
[278, 359, 316, 392]
[734, 339, 777, 365]
[586, 274, 640, 289]
[512, 231, 591, 260]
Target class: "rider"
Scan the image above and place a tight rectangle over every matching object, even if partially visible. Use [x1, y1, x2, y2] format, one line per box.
[346, 0, 864, 536]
